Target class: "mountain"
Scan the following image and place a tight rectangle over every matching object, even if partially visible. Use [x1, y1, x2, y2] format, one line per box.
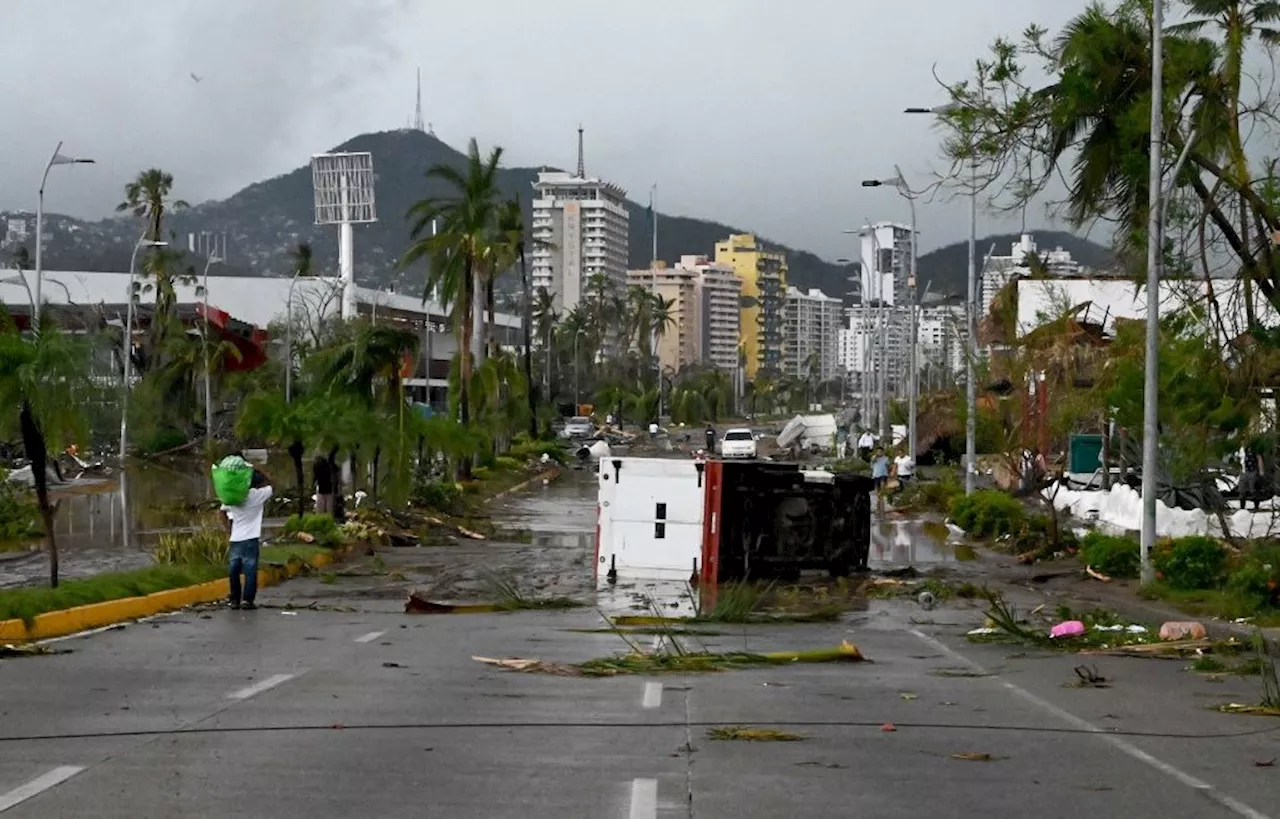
[1, 129, 1114, 302]
[915, 232, 1117, 299]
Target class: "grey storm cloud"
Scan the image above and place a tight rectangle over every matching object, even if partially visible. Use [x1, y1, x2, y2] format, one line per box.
[2, 0, 1093, 260]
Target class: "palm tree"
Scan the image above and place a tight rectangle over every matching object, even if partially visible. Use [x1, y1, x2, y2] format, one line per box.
[402, 139, 505, 455]
[118, 171, 189, 367]
[236, 389, 312, 517]
[0, 316, 90, 587]
[117, 168, 188, 242]
[497, 197, 537, 436]
[532, 286, 558, 400]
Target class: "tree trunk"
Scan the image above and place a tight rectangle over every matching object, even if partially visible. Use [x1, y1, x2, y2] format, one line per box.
[327, 446, 345, 523]
[458, 259, 475, 480]
[520, 247, 537, 438]
[372, 445, 382, 501]
[20, 401, 58, 588]
[288, 438, 305, 518]
[486, 277, 498, 360]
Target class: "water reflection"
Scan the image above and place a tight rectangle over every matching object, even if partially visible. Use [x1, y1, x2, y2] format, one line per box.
[869, 517, 970, 567]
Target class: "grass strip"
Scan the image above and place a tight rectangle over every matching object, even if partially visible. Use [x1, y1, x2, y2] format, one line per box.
[0, 564, 224, 626]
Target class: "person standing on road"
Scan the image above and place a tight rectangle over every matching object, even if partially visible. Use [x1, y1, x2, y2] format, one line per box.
[313, 456, 334, 515]
[221, 468, 273, 610]
[871, 450, 890, 491]
[894, 450, 915, 487]
[858, 431, 876, 461]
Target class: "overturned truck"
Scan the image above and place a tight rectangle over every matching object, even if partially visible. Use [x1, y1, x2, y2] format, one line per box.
[595, 457, 872, 589]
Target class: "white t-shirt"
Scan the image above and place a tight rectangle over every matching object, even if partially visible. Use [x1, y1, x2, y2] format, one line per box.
[222, 486, 273, 542]
[894, 455, 915, 477]
[858, 433, 876, 449]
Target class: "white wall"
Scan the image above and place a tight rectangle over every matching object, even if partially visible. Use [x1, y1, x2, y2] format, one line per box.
[1015, 278, 1271, 339]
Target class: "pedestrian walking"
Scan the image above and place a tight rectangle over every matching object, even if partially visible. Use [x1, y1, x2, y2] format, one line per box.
[871, 450, 890, 491]
[221, 468, 273, 610]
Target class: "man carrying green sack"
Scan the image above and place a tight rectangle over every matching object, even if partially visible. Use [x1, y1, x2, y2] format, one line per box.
[214, 456, 273, 610]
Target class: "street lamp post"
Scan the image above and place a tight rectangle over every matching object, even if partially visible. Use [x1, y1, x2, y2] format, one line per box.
[906, 104, 977, 494]
[861, 167, 920, 459]
[201, 251, 222, 448]
[119, 234, 167, 550]
[35, 142, 94, 335]
[1139, 0, 1165, 586]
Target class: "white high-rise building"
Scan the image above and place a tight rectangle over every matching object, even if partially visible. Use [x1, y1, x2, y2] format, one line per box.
[859, 222, 915, 307]
[783, 286, 842, 382]
[529, 138, 630, 313]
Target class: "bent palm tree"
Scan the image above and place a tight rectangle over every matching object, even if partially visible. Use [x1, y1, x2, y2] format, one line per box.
[0, 316, 90, 587]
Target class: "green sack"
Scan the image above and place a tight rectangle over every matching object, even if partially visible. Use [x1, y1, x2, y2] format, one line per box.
[211, 455, 253, 506]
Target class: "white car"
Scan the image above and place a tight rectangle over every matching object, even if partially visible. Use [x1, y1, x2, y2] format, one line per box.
[718, 428, 757, 459]
[561, 416, 595, 439]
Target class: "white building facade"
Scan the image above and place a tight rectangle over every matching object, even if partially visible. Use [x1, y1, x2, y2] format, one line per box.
[859, 221, 914, 307]
[530, 171, 630, 313]
[783, 286, 842, 382]
[980, 233, 1083, 318]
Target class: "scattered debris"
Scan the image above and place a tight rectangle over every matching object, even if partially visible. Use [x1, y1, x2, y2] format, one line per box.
[952, 752, 1002, 762]
[404, 592, 500, 614]
[1085, 566, 1112, 583]
[425, 516, 485, 540]
[1051, 621, 1086, 639]
[707, 726, 804, 742]
[0, 643, 67, 658]
[795, 761, 846, 769]
[917, 591, 937, 611]
[1255, 759, 1276, 768]
[880, 723, 897, 732]
[381, 661, 404, 669]
[930, 668, 993, 678]
[1070, 664, 1110, 688]
[1159, 621, 1208, 641]
[473, 643, 867, 677]
[900, 692, 918, 701]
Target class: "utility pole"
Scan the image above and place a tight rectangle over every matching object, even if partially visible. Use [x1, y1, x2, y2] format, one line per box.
[1139, 0, 1165, 586]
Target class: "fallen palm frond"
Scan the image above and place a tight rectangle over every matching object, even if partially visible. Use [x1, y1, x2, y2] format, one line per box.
[473, 642, 867, 678]
[483, 572, 584, 611]
[708, 726, 805, 742]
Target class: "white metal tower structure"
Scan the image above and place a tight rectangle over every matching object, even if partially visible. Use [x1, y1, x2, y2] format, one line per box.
[311, 152, 377, 320]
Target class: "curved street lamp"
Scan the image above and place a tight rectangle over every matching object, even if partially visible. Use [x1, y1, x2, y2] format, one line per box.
[35, 142, 94, 334]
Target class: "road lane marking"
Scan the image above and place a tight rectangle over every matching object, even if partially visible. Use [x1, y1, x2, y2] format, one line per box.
[628, 778, 657, 819]
[228, 673, 296, 701]
[910, 629, 1271, 819]
[0, 766, 85, 812]
[354, 630, 386, 644]
[642, 682, 663, 709]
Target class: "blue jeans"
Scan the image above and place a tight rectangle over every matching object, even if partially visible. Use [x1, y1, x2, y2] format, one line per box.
[228, 538, 260, 604]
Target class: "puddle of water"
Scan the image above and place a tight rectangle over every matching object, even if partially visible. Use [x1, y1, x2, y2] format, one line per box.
[869, 518, 965, 567]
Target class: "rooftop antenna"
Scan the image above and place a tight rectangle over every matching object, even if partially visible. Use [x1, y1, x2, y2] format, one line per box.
[413, 66, 425, 132]
[576, 123, 585, 178]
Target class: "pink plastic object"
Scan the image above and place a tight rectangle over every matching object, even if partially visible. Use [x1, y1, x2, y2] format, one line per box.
[1050, 620, 1086, 639]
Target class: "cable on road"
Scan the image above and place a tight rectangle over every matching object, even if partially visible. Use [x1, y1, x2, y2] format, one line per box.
[2, 719, 1278, 744]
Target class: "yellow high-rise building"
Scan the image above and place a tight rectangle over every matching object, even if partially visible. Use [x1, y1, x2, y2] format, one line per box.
[713, 234, 787, 379]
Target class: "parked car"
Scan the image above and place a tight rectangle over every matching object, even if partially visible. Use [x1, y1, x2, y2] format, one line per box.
[718, 428, 757, 459]
[561, 416, 596, 439]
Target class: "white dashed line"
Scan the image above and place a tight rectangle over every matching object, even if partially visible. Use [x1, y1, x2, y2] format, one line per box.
[354, 630, 386, 644]
[910, 629, 1271, 819]
[628, 778, 657, 819]
[227, 673, 297, 701]
[0, 766, 85, 812]
[641, 682, 663, 709]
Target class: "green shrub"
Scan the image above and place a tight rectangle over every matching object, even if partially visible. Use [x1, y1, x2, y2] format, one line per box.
[948, 490, 1024, 538]
[898, 471, 963, 512]
[509, 439, 567, 464]
[493, 456, 522, 472]
[0, 471, 40, 543]
[1079, 532, 1140, 579]
[825, 458, 869, 475]
[412, 480, 461, 511]
[1225, 543, 1280, 609]
[471, 466, 492, 481]
[283, 513, 343, 548]
[154, 527, 229, 566]
[1153, 536, 1227, 590]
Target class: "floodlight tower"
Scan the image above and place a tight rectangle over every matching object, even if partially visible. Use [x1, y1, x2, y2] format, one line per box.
[310, 152, 377, 320]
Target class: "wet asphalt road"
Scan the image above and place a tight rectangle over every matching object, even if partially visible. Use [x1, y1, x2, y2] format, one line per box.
[0, 471, 1277, 818]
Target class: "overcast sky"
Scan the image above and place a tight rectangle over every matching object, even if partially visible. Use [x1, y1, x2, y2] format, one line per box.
[2, 0, 1094, 260]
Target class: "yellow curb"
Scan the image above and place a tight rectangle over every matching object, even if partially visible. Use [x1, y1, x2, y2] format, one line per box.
[487, 466, 563, 504]
[0, 547, 352, 643]
[612, 615, 691, 626]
